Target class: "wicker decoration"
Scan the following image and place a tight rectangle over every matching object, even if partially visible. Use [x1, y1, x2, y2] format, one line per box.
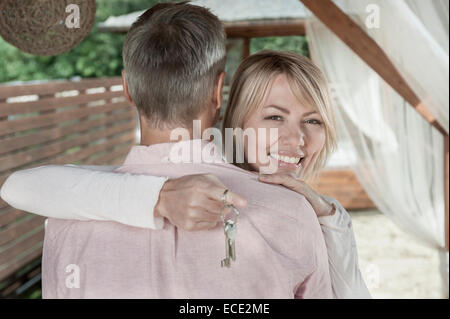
[0, 0, 96, 56]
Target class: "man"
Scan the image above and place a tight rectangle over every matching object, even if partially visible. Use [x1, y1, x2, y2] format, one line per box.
[4, 2, 332, 298]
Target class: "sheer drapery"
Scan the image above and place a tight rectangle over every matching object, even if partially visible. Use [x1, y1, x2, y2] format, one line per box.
[305, 0, 449, 297]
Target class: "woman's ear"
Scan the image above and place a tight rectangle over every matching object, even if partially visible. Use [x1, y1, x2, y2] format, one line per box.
[122, 70, 135, 106]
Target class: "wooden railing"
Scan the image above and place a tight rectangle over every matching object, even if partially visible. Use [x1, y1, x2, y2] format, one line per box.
[0, 77, 136, 296]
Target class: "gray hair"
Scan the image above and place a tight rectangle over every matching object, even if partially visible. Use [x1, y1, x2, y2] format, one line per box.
[122, 2, 226, 129]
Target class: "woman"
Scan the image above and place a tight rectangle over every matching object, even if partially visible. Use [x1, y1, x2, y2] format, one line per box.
[1, 50, 371, 299]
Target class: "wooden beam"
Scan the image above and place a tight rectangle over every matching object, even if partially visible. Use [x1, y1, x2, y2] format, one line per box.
[300, 0, 449, 258]
[224, 19, 306, 38]
[98, 19, 307, 38]
[300, 0, 447, 137]
[445, 135, 449, 251]
[242, 38, 250, 60]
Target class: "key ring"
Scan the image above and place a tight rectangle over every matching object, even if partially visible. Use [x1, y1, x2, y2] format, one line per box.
[221, 189, 229, 205]
[220, 204, 240, 224]
[220, 189, 240, 223]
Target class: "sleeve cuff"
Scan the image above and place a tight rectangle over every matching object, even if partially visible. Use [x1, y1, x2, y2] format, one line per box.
[317, 195, 350, 230]
[115, 174, 168, 230]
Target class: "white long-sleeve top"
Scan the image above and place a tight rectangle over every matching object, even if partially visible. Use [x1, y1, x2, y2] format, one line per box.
[0, 164, 371, 299]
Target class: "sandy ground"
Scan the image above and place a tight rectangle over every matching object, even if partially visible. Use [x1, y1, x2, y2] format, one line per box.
[349, 209, 445, 299]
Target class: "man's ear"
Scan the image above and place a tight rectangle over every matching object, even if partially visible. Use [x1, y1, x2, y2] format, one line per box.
[122, 70, 135, 106]
[212, 72, 226, 112]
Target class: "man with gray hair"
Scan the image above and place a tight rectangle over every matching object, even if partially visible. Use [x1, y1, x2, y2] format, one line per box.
[39, 2, 332, 298]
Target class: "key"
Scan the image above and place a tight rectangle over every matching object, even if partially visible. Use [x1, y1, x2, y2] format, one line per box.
[221, 237, 231, 268]
[220, 204, 240, 268]
[226, 222, 237, 261]
[221, 222, 232, 267]
[221, 221, 237, 267]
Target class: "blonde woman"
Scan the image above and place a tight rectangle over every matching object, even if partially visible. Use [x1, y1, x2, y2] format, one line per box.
[1, 50, 371, 299]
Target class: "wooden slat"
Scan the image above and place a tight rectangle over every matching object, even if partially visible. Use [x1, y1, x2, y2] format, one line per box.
[0, 120, 135, 173]
[0, 208, 27, 228]
[315, 169, 357, 183]
[0, 77, 122, 98]
[87, 143, 133, 165]
[0, 100, 130, 136]
[0, 227, 44, 265]
[225, 19, 306, 38]
[0, 199, 8, 210]
[0, 242, 43, 281]
[0, 215, 45, 246]
[313, 169, 376, 210]
[0, 108, 133, 154]
[53, 130, 136, 165]
[0, 175, 10, 196]
[0, 263, 41, 297]
[0, 130, 135, 193]
[300, 0, 447, 136]
[0, 90, 125, 117]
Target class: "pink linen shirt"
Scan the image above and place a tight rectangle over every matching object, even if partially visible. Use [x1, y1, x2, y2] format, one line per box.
[42, 140, 332, 299]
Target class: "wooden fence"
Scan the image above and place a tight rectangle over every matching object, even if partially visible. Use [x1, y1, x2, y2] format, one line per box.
[0, 76, 137, 296]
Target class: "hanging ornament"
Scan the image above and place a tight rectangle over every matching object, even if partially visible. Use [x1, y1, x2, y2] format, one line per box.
[0, 0, 96, 56]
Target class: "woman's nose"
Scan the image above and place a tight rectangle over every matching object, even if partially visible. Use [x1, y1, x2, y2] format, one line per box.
[280, 126, 305, 148]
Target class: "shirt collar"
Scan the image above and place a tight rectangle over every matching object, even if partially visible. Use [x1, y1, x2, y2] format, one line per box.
[122, 139, 226, 165]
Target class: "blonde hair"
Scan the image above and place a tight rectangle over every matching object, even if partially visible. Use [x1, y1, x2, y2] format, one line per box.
[222, 50, 337, 182]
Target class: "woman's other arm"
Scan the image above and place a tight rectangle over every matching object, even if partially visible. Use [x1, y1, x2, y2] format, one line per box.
[0, 165, 167, 229]
[1, 165, 247, 230]
[318, 195, 372, 299]
[258, 173, 372, 299]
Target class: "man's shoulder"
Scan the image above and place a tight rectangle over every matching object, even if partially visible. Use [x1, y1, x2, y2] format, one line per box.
[115, 161, 318, 223]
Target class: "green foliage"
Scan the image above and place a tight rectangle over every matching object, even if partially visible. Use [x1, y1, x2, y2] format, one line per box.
[251, 36, 309, 57]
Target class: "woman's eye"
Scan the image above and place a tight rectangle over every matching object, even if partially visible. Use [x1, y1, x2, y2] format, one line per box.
[305, 119, 323, 125]
[265, 115, 283, 121]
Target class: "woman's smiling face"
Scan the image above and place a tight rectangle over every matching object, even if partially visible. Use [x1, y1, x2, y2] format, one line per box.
[242, 73, 326, 177]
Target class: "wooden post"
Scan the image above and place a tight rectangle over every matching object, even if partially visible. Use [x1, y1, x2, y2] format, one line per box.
[242, 37, 250, 60]
[445, 134, 449, 299]
[445, 135, 449, 253]
[299, 0, 447, 137]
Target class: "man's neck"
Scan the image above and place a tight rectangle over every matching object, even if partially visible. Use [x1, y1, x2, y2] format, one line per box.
[139, 127, 195, 146]
[138, 113, 215, 146]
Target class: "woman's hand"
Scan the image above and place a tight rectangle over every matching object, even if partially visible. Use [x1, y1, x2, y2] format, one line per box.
[258, 173, 335, 217]
[155, 174, 247, 231]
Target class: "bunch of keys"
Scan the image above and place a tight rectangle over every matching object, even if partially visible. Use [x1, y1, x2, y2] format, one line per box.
[220, 190, 240, 268]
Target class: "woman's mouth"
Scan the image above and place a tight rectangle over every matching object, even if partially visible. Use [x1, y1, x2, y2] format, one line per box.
[268, 152, 305, 170]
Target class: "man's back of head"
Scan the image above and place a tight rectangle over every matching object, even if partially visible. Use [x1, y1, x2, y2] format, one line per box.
[122, 2, 226, 129]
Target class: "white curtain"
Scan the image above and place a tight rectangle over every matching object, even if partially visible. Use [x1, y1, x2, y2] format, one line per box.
[305, 0, 449, 297]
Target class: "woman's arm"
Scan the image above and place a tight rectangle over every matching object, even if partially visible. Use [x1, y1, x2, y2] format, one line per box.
[318, 195, 372, 299]
[0, 165, 167, 229]
[1, 165, 247, 230]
